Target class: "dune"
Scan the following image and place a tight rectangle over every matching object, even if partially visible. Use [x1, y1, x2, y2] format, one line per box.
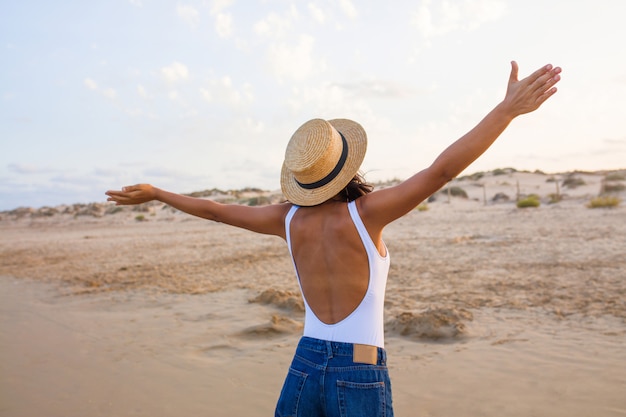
[1, 169, 625, 416]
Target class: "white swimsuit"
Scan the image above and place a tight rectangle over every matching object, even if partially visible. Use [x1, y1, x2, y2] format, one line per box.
[285, 201, 390, 348]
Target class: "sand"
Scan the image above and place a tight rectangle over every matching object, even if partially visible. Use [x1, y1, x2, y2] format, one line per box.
[1, 170, 625, 416]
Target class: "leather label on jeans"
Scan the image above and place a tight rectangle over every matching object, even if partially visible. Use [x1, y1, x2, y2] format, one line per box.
[353, 344, 377, 365]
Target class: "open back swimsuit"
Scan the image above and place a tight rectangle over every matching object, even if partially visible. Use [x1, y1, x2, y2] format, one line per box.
[276, 201, 395, 417]
[284, 200, 391, 348]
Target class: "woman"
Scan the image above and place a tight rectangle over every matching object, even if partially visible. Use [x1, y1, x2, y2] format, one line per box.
[106, 61, 561, 417]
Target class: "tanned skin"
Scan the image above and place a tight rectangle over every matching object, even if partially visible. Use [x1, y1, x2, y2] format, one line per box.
[106, 62, 561, 324]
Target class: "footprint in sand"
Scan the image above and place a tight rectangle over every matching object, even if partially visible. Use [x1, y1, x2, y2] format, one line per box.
[192, 344, 241, 360]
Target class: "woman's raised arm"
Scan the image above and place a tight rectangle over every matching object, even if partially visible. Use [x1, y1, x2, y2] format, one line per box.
[360, 61, 562, 231]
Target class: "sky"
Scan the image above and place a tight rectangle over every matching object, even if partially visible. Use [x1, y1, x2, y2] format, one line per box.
[1, 0, 625, 210]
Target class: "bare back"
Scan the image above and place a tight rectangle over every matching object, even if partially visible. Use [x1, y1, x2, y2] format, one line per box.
[288, 200, 385, 324]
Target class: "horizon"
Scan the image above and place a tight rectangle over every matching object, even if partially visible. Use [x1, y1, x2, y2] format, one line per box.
[2, 166, 624, 212]
[2, 1, 626, 211]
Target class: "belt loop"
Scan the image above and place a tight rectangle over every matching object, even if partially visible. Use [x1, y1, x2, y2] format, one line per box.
[325, 340, 333, 358]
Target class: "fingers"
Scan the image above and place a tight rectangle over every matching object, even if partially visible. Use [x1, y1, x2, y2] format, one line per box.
[531, 67, 560, 109]
[509, 60, 519, 83]
[535, 85, 559, 107]
[105, 190, 126, 204]
[510, 61, 561, 100]
[532, 66, 561, 98]
[104, 184, 154, 206]
[527, 63, 553, 83]
[515, 63, 560, 105]
[105, 186, 136, 205]
[122, 184, 138, 192]
[528, 64, 560, 89]
[105, 185, 138, 196]
[504, 61, 562, 116]
[105, 188, 131, 197]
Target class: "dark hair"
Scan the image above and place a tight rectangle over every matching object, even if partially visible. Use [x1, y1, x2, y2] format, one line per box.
[282, 173, 373, 205]
[338, 172, 373, 202]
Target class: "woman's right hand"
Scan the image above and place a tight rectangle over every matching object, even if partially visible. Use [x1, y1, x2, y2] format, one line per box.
[105, 184, 157, 205]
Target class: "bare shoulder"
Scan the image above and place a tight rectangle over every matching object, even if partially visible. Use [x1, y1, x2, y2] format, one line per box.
[358, 167, 447, 229]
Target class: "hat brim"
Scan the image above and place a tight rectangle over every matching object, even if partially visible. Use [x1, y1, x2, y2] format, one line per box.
[281, 119, 367, 206]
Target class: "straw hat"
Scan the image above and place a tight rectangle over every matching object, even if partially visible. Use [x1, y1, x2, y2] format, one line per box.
[281, 118, 367, 206]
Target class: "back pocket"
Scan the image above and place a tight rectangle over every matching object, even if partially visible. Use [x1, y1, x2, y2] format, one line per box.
[337, 380, 386, 417]
[275, 368, 308, 417]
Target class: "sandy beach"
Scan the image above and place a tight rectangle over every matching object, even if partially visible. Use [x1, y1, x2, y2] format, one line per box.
[1, 170, 625, 416]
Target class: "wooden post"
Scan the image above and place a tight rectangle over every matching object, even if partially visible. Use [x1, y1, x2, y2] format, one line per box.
[482, 184, 487, 205]
[555, 177, 560, 201]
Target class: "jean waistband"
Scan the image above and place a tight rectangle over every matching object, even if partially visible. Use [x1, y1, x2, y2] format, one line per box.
[298, 336, 387, 362]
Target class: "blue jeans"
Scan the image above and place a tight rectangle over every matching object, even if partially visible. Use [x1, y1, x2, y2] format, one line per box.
[275, 337, 394, 417]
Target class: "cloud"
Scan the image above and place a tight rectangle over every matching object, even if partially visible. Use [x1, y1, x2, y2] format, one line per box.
[8, 163, 55, 175]
[177, 4, 200, 27]
[285, 82, 374, 117]
[210, 0, 233, 15]
[161, 62, 189, 82]
[602, 137, 626, 148]
[199, 76, 254, 107]
[308, 3, 326, 24]
[338, 0, 358, 19]
[128, 0, 142, 7]
[168, 90, 180, 101]
[333, 79, 422, 99]
[266, 34, 320, 81]
[7, 164, 95, 186]
[411, 0, 506, 39]
[50, 172, 99, 186]
[102, 88, 117, 99]
[143, 166, 190, 178]
[214, 12, 233, 38]
[83, 77, 117, 99]
[137, 84, 150, 98]
[84, 78, 98, 90]
[93, 167, 120, 177]
[254, 12, 293, 38]
[207, 0, 235, 37]
[136, 167, 212, 189]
